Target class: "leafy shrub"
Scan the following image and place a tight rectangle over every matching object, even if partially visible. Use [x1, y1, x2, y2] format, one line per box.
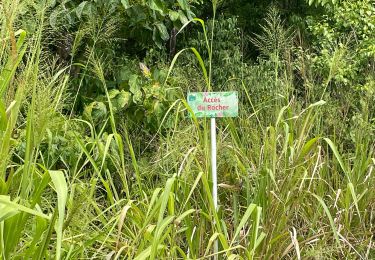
[83, 61, 175, 133]
[306, 0, 375, 85]
[50, 0, 195, 49]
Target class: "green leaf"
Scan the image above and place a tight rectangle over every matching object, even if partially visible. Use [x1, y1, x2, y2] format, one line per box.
[153, 100, 163, 116]
[117, 91, 132, 109]
[150, 0, 165, 14]
[311, 193, 341, 246]
[347, 182, 361, 221]
[307, 100, 326, 109]
[169, 10, 179, 21]
[155, 22, 169, 41]
[121, 0, 130, 9]
[0, 100, 7, 131]
[323, 138, 350, 181]
[150, 177, 176, 259]
[135, 245, 165, 260]
[34, 209, 57, 260]
[297, 137, 320, 162]
[49, 9, 59, 28]
[186, 10, 195, 20]
[178, 10, 188, 25]
[175, 209, 195, 224]
[75, 1, 87, 19]
[110, 90, 132, 111]
[177, 0, 188, 10]
[127, 74, 142, 104]
[49, 170, 68, 260]
[0, 195, 49, 221]
[133, 90, 143, 104]
[230, 204, 256, 245]
[108, 89, 120, 99]
[129, 74, 140, 94]
[83, 101, 107, 123]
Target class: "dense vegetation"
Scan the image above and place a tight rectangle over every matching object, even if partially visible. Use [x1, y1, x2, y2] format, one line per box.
[0, 0, 374, 259]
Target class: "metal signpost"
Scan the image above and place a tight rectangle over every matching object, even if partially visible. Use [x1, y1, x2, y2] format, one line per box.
[187, 91, 238, 258]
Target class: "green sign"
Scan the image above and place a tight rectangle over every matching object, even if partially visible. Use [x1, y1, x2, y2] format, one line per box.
[187, 91, 238, 118]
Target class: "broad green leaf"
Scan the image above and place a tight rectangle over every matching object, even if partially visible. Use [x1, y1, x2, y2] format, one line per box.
[108, 89, 120, 99]
[152, 27, 163, 48]
[116, 91, 132, 110]
[132, 90, 143, 104]
[177, 0, 188, 10]
[117, 202, 133, 249]
[178, 10, 188, 25]
[75, 1, 87, 19]
[34, 209, 58, 260]
[49, 9, 59, 28]
[203, 232, 221, 256]
[146, 188, 162, 217]
[83, 101, 107, 123]
[129, 74, 140, 94]
[150, 0, 165, 14]
[253, 232, 266, 251]
[109, 89, 132, 111]
[169, 10, 179, 21]
[155, 22, 169, 41]
[0, 201, 19, 221]
[250, 206, 262, 254]
[27, 215, 48, 257]
[81, 2, 96, 18]
[182, 171, 203, 209]
[275, 104, 289, 127]
[186, 9, 195, 20]
[157, 177, 175, 223]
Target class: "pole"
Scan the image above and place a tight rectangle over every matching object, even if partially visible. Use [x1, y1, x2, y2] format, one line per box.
[210, 117, 218, 259]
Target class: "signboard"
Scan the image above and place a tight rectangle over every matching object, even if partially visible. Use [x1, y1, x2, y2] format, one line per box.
[187, 91, 238, 257]
[187, 91, 238, 118]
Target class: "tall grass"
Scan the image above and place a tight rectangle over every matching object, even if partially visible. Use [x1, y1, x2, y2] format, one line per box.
[0, 0, 373, 259]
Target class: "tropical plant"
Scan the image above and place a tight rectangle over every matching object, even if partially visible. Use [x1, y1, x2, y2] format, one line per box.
[0, 0, 374, 259]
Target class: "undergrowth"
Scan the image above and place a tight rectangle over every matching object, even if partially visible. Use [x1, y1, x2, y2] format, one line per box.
[0, 0, 374, 259]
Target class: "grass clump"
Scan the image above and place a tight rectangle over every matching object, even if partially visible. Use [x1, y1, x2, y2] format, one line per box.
[0, 0, 374, 259]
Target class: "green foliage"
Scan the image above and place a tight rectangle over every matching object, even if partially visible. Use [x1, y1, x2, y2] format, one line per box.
[50, 0, 195, 49]
[83, 61, 174, 132]
[306, 0, 375, 85]
[0, 0, 374, 259]
[307, 0, 337, 7]
[186, 17, 243, 89]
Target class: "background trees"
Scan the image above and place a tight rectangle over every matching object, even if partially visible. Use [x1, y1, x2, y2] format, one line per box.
[0, 0, 374, 258]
